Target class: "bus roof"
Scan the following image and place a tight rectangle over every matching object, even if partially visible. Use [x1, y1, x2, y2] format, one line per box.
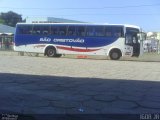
[16, 23, 141, 29]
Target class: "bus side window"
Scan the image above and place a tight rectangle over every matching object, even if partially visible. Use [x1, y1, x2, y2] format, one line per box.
[17, 27, 24, 34]
[125, 34, 133, 44]
[51, 26, 59, 35]
[105, 27, 113, 37]
[25, 26, 33, 34]
[67, 26, 76, 36]
[18, 26, 33, 35]
[42, 26, 50, 35]
[32, 26, 41, 35]
[95, 26, 105, 37]
[113, 27, 124, 37]
[86, 26, 94, 37]
[59, 26, 67, 36]
[77, 26, 86, 36]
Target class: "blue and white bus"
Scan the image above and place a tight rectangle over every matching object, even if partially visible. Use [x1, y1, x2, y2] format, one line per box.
[14, 23, 146, 60]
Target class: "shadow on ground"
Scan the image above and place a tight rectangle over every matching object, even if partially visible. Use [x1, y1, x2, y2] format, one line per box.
[0, 73, 160, 120]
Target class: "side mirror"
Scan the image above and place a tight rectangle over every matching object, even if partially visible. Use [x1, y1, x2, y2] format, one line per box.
[142, 32, 147, 40]
[137, 32, 146, 41]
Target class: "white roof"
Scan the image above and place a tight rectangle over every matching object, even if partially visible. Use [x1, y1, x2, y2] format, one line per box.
[17, 23, 141, 29]
[0, 33, 14, 35]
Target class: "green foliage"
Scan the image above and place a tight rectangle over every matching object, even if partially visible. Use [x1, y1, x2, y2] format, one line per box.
[0, 18, 4, 24]
[0, 11, 23, 27]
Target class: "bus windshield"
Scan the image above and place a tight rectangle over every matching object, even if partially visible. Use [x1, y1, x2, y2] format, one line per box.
[125, 27, 140, 45]
[126, 27, 139, 34]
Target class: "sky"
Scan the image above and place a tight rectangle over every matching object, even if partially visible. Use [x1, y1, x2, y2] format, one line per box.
[0, 0, 160, 32]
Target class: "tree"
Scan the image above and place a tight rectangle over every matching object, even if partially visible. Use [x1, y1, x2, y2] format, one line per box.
[0, 18, 4, 24]
[0, 11, 22, 27]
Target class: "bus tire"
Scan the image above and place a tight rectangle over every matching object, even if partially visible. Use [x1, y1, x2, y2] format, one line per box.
[109, 49, 122, 60]
[45, 47, 56, 57]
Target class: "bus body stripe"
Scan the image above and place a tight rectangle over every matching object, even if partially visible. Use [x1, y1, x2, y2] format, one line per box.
[57, 46, 100, 52]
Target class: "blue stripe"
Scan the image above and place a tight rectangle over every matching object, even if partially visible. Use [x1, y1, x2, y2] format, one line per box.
[14, 35, 118, 48]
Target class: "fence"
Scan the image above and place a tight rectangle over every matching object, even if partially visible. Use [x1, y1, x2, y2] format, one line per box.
[0, 34, 14, 51]
[143, 39, 159, 53]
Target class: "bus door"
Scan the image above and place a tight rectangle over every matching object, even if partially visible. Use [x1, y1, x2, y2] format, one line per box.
[125, 28, 142, 57]
[125, 34, 140, 57]
[132, 35, 140, 57]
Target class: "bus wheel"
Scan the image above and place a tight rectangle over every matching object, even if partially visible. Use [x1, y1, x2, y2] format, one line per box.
[109, 49, 121, 60]
[46, 47, 56, 57]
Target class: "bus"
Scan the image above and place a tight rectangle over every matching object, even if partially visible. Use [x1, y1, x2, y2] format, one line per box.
[14, 23, 146, 60]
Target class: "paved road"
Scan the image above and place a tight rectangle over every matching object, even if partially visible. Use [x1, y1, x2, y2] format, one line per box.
[0, 54, 160, 119]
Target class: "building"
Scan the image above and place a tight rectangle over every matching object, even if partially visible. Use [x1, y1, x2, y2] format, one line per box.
[26, 17, 84, 23]
[146, 32, 160, 53]
[143, 39, 159, 52]
[156, 32, 160, 40]
[0, 24, 15, 50]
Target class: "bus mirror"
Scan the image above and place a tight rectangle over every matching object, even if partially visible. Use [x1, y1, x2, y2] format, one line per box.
[137, 32, 146, 41]
[137, 33, 140, 40]
[142, 32, 147, 40]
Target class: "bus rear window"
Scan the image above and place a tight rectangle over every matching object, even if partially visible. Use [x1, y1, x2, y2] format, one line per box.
[17, 25, 33, 34]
